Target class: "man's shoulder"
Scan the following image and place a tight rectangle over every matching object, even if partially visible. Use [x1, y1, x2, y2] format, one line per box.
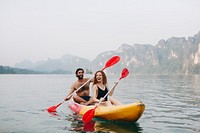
[84, 77, 92, 82]
[71, 81, 77, 87]
[84, 77, 90, 80]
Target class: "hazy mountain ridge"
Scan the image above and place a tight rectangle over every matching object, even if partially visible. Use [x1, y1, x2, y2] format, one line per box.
[0, 65, 72, 74]
[14, 31, 200, 74]
[15, 54, 92, 73]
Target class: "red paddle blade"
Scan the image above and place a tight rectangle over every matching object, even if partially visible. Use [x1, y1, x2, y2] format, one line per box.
[47, 106, 57, 112]
[82, 108, 96, 123]
[102, 56, 120, 70]
[47, 102, 63, 112]
[119, 68, 129, 80]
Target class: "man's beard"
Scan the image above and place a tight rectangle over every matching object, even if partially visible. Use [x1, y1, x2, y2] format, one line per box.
[77, 75, 83, 80]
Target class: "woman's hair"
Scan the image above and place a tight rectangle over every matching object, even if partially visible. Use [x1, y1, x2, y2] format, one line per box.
[93, 70, 107, 85]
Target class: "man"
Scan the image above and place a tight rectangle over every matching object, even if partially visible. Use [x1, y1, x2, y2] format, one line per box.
[64, 68, 93, 105]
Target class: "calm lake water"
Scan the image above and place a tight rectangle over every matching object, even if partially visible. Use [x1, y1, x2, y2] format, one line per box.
[0, 74, 199, 133]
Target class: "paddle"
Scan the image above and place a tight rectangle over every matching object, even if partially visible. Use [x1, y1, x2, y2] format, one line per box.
[47, 55, 120, 112]
[82, 68, 129, 123]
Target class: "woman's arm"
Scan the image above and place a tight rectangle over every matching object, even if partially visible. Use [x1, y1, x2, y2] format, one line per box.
[108, 82, 118, 96]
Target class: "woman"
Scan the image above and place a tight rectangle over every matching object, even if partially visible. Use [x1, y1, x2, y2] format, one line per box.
[91, 70, 122, 106]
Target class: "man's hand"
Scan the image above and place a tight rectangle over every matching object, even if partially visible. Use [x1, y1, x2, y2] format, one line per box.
[64, 96, 71, 101]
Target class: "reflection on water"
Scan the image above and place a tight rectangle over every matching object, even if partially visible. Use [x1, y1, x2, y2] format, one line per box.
[63, 113, 143, 133]
[92, 119, 142, 133]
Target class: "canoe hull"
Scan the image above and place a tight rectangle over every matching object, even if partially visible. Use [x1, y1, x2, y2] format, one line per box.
[68, 99, 145, 122]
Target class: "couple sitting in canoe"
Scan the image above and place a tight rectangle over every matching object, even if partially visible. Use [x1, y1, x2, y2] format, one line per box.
[65, 68, 122, 106]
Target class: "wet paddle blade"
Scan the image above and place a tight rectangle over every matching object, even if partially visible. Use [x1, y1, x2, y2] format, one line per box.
[82, 108, 96, 123]
[47, 102, 63, 112]
[47, 106, 57, 112]
[47, 56, 120, 113]
[82, 68, 129, 123]
[102, 56, 120, 70]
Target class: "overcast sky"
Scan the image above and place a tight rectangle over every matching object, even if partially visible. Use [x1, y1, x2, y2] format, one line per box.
[0, 0, 200, 66]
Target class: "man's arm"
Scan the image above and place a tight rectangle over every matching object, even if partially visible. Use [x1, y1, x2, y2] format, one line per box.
[64, 83, 75, 101]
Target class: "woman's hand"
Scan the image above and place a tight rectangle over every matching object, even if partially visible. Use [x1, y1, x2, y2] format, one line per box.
[100, 97, 105, 102]
[114, 81, 118, 85]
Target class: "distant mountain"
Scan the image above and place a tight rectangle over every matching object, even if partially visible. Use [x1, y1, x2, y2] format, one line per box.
[15, 54, 91, 73]
[0, 65, 71, 74]
[0, 65, 44, 74]
[14, 31, 200, 74]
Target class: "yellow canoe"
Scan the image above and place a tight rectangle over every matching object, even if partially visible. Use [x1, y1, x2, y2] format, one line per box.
[68, 99, 145, 122]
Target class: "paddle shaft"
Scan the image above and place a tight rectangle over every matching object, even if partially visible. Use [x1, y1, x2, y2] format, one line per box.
[96, 79, 119, 106]
[66, 76, 93, 99]
[47, 56, 120, 112]
[65, 56, 120, 100]
[99, 68, 129, 103]
[82, 68, 129, 122]
[82, 80, 120, 122]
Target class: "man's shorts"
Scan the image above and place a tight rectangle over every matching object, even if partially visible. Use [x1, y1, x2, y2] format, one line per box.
[80, 96, 91, 101]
